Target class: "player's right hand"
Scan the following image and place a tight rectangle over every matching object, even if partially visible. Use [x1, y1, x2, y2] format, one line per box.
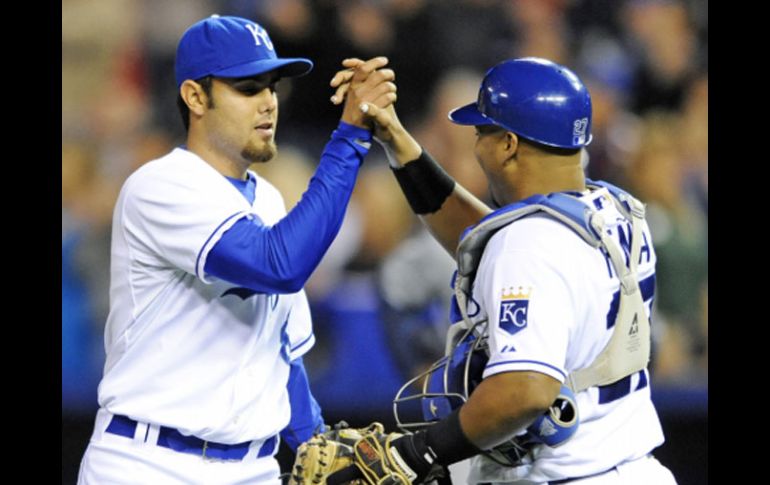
[330, 58, 397, 132]
[336, 56, 397, 129]
[331, 58, 421, 164]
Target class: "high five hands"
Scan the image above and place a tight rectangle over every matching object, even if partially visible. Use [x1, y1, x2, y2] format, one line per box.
[331, 58, 421, 162]
[335, 57, 398, 130]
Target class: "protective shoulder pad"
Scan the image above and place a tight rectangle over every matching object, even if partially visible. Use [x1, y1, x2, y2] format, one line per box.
[455, 192, 601, 297]
[452, 182, 652, 394]
[586, 178, 644, 221]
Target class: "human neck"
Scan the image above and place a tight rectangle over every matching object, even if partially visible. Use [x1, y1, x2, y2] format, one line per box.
[507, 156, 586, 204]
[186, 136, 249, 180]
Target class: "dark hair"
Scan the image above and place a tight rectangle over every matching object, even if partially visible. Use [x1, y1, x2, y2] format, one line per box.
[176, 76, 214, 132]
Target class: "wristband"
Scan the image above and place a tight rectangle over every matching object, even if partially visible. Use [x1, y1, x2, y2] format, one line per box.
[424, 408, 481, 465]
[391, 149, 456, 214]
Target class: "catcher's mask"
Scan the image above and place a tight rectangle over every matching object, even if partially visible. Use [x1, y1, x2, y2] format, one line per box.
[393, 321, 579, 467]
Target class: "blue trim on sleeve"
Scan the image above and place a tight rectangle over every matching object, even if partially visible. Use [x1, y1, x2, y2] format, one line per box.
[485, 359, 567, 380]
[291, 333, 314, 352]
[195, 211, 248, 280]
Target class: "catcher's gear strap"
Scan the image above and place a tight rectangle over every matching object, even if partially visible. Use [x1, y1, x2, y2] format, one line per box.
[452, 179, 651, 393]
[390, 149, 456, 215]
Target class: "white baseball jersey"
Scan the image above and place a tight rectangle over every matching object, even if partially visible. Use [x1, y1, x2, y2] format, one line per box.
[97, 147, 314, 444]
[466, 188, 666, 484]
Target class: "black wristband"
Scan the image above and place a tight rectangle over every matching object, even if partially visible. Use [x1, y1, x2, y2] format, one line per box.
[391, 149, 456, 215]
[425, 408, 482, 466]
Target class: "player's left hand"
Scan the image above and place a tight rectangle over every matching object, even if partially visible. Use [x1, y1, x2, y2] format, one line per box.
[288, 422, 382, 485]
[326, 426, 447, 485]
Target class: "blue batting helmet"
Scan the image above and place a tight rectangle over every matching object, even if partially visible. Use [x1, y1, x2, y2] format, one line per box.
[449, 57, 592, 149]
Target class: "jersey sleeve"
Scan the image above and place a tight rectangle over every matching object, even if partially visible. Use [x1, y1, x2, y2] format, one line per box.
[202, 121, 372, 292]
[120, 162, 250, 278]
[476, 235, 573, 383]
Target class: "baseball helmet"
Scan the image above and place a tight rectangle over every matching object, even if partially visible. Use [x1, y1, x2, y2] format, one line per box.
[449, 57, 592, 149]
[393, 321, 579, 467]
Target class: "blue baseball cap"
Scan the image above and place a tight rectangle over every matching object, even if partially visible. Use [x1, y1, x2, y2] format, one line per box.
[175, 15, 313, 88]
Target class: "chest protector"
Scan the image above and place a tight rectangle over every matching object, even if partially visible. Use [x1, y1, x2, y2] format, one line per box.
[451, 179, 651, 393]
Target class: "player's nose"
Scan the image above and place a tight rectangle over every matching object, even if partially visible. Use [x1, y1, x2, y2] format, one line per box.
[257, 89, 277, 114]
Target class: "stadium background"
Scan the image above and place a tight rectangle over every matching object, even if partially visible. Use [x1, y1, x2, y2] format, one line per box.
[62, 0, 707, 483]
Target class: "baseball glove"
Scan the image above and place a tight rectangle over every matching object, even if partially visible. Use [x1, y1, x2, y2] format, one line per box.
[349, 428, 412, 485]
[328, 427, 448, 485]
[288, 422, 386, 485]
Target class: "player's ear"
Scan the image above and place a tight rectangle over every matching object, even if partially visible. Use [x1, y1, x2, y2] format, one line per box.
[502, 131, 519, 160]
[180, 79, 209, 117]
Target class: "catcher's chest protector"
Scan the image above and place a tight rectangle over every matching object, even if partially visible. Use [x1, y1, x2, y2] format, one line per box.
[452, 179, 651, 393]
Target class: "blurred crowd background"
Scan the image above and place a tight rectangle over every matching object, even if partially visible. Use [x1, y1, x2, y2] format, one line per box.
[62, 0, 707, 483]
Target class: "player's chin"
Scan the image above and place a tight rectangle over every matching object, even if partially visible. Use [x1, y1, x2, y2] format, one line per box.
[242, 141, 277, 163]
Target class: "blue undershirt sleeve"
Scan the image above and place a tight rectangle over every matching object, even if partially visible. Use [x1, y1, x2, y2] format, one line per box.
[204, 121, 371, 293]
[280, 357, 325, 451]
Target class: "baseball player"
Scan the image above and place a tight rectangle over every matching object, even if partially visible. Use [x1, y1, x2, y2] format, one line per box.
[316, 58, 678, 484]
[76, 15, 397, 485]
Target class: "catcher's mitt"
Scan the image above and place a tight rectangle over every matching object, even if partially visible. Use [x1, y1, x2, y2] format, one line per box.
[329, 427, 447, 485]
[288, 422, 386, 485]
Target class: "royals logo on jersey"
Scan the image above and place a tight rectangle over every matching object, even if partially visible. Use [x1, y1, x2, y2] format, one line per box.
[499, 286, 531, 335]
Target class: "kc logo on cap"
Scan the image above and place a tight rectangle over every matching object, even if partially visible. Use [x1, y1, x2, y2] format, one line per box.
[244, 23, 273, 51]
[175, 15, 313, 88]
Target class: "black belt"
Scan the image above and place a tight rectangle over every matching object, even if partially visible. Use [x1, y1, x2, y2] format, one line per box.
[105, 414, 277, 461]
